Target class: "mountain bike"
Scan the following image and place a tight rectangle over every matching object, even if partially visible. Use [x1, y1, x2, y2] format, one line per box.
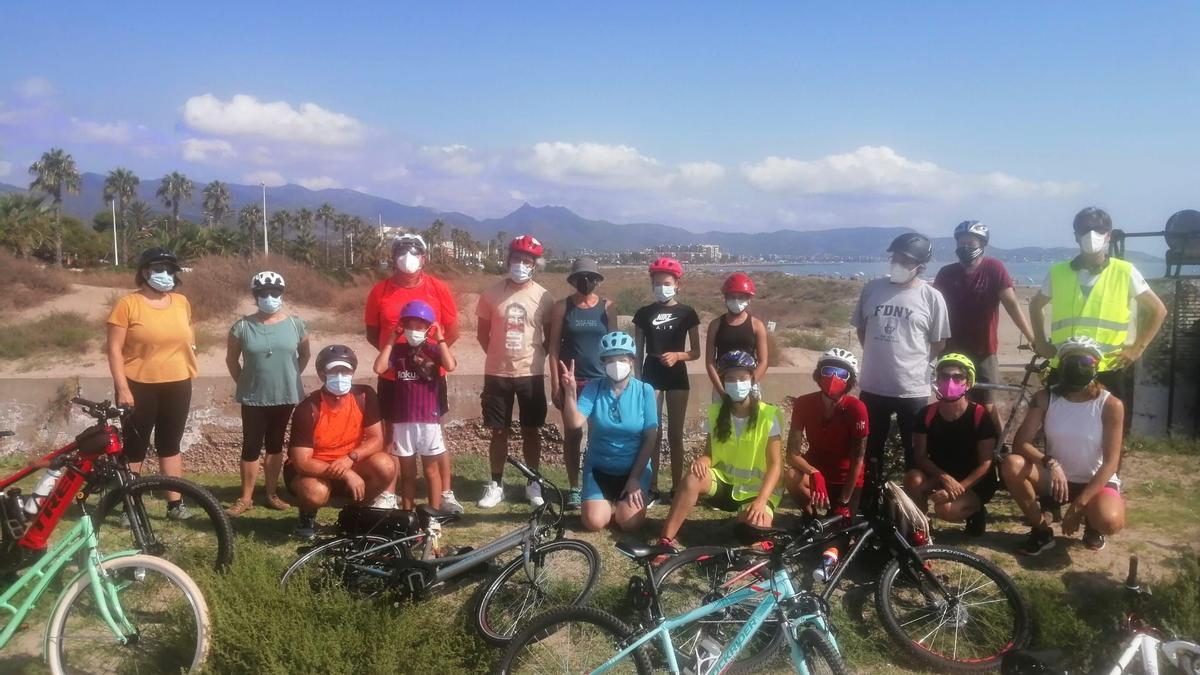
[497, 525, 847, 675]
[972, 346, 1052, 455]
[0, 421, 209, 672]
[281, 455, 601, 644]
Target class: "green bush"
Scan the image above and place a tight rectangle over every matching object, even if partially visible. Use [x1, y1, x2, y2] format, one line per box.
[0, 312, 94, 360]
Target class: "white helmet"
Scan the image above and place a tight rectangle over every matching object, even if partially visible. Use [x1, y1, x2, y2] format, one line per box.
[392, 233, 428, 254]
[954, 220, 990, 244]
[818, 347, 859, 379]
[250, 271, 285, 292]
[1057, 335, 1104, 361]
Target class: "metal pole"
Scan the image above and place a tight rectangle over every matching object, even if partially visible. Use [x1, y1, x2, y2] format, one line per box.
[110, 199, 119, 266]
[261, 183, 269, 257]
[349, 231, 355, 266]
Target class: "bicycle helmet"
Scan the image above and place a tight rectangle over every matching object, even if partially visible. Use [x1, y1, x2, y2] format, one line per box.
[1073, 207, 1113, 234]
[400, 300, 436, 324]
[722, 272, 756, 296]
[953, 220, 990, 245]
[936, 352, 977, 388]
[717, 350, 757, 374]
[1056, 335, 1104, 361]
[817, 347, 859, 380]
[887, 233, 933, 265]
[136, 247, 179, 271]
[316, 344, 358, 372]
[392, 233, 428, 254]
[598, 331, 636, 358]
[250, 271, 285, 292]
[648, 257, 684, 279]
[509, 235, 544, 257]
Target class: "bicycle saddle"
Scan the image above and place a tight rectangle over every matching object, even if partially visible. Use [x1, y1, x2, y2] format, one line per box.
[733, 521, 791, 546]
[417, 503, 460, 526]
[615, 541, 677, 562]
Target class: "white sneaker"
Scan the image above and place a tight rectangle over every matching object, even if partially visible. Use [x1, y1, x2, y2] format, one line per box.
[478, 482, 505, 509]
[525, 481, 545, 508]
[441, 490, 464, 515]
[372, 491, 398, 510]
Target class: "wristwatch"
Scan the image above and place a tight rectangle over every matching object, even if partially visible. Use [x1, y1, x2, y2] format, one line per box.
[349, 451, 360, 462]
[1041, 455, 1058, 469]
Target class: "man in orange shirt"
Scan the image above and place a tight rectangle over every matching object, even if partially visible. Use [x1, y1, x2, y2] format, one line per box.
[286, 345, 394, 540]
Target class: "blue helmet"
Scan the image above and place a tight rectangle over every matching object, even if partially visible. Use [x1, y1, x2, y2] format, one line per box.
[717, 350, 757, 374]
[599, 331, 636, 358]
[400, 300, 436, 324]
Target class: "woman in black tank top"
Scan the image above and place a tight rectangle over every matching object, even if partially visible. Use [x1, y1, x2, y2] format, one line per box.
[706, 272, 769, 393]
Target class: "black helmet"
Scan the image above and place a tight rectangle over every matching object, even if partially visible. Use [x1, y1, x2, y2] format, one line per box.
[316, 344, 358, 372]
[887, 233, 933, 265]
[1073, 207, 1112, 234]
[136, 247, 179, 271]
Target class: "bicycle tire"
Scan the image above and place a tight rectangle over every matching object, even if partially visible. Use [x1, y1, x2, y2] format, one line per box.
[46, 553, 210, 674]
[472, 538, 601, 645]
[280, 535, 407, 599]
[94, 474, 235, 573]
[876, 545, 1032, 672]
[652, 545, 785, 673]
[796, 626, 849, 675]
[496, 605, 653, 675]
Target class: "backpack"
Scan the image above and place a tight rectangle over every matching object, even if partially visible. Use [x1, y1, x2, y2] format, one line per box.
[923, 402, 986, 430]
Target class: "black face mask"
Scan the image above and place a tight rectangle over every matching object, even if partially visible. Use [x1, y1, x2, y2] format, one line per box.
[572, 276, 599, 295]
[1058, 357, 1097, 391]
[956, 245, 984, 265]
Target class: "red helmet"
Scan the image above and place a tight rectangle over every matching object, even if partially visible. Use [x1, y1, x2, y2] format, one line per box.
[648, 256, 683, 279]
[722, 272, 756, 296]
[509, 235, 544, 257]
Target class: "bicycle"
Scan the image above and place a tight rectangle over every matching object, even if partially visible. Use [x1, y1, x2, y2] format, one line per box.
[497, 522, 847, 675]
[972, 346, 1052, 455]
[280, 455, 601, 644]
[0, 416, 210, 672]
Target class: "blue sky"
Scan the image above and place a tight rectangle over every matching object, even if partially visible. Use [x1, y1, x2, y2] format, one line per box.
[1, 1, 1197, 249]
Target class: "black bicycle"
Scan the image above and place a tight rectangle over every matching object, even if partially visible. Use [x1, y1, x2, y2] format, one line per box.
[280, 456, 601, 644]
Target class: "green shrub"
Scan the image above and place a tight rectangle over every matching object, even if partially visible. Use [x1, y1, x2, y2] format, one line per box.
[784, 330, 833, 352]
[0, 312, 94, 360]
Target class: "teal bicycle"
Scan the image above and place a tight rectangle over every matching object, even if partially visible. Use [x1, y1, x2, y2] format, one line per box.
[495, 524, 846, 674]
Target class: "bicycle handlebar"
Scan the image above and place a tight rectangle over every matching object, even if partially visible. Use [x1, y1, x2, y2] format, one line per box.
[505, 455, 539, 482]
[70, 397, 129, 421]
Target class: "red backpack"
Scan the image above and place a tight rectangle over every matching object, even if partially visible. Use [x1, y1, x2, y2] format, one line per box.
[924, 402, 986, 430]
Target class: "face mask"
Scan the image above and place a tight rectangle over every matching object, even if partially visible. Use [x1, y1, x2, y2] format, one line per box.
[605, 360, 631, 382]
[404, 328, 427, 347]
[955, 246, 984, 265]
[889, 262, 918, 284]
[509, 261, 534, 283]
[146, 271, 175, 292]
[1079, 231, 1108, 255]
[572, 276, 598, 295]
[936, 378, 969, 401]
[256, 295, 283, 315]
[818, 374, 848, 400]
[1059, 357, 1098, 390]
[653, 285, 677, 303]
[724, 379, 753, 402]
[397, 253, 422, 274]
[725, 298, 749, 314]
[324, 373, 352, 396]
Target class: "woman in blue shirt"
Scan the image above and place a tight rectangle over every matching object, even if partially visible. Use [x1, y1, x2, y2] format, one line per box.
[560, 331, 658, 532]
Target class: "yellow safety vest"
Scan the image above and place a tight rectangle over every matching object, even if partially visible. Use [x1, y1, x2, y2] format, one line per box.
[1048, 258, 1132, 372]
[708, 401, 782, 507]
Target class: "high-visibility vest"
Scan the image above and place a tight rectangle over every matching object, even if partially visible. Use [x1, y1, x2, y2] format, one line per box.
[1048, 258, 1132, 372]
[707, 401, 782, 507]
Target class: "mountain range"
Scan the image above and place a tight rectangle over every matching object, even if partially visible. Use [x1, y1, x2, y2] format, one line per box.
[0, 173, 1161, 263]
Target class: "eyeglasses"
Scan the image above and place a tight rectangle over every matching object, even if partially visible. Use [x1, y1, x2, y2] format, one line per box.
[254, 290, 283, 299]
[609, 401, 622, 423]
[936, 372, 968, 383]
[819, 366, 850, 380]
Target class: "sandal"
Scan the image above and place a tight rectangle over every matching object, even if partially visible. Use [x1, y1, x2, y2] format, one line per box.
[265, 494, 291, 511]
[225, 498, 252, 517]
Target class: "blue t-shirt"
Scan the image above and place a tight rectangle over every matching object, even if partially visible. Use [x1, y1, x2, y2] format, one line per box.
[577, 377, 658, 473]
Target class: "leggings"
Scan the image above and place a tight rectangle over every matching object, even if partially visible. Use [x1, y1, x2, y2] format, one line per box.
[123, 379, 192, 463]
[241, 404, 296, 461]
[860, 392, 926, 484]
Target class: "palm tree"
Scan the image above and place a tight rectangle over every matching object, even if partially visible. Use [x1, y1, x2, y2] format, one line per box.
[238, 204, 263, 256]
[268, 209, 291, 254]
[0, 193, 52, 258]
[103, 168, 140, 264]
[155, 171, 193, 236]
[125, 201, 156, 244]
[201, 227, 244, 256]
[290, 216, 319, 264]
[316, 203, 335, 266]
[28, 148, 82, 267]
[425, 219, 446, 262]
[202, 180, 231, 227]
[494, 230, 508, 261]
[333, 213, 351, 267]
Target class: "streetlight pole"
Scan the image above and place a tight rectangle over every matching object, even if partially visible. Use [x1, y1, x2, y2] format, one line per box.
[261, 182, 269, 257]
[110, 199, 119, 266]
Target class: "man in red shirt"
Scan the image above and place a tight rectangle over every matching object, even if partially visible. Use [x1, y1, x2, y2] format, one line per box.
[785, 348, 868, 516]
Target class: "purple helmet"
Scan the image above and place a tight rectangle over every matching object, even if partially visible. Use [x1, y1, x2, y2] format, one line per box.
[400, 300, 436, 324]
[717, 350, 757, 374]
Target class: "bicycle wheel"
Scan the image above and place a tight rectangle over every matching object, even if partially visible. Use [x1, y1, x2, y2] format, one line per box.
[94, 474, 235, 573]
[652, 545, 785, 673]
[795, 626, 849, 675]
[46, 553, 210, 674]
[280, 535, 407, 599]
[496, 605, 653, 675]
[473, 538, 601, 645]
[876, 545, 1032, 672]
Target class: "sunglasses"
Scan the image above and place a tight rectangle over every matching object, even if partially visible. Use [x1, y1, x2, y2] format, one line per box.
[609, 401, 622, 423]
[395, 243, 426, 255]
[1063, 354, 1098, 367]
[819, 366, 850, 380]
[147, 264, 176, 274]
[937, 372, 968, 383]
[254, 290, 283, 299]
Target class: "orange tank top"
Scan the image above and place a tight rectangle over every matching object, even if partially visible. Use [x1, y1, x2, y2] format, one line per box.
[311, 392, 365, 462]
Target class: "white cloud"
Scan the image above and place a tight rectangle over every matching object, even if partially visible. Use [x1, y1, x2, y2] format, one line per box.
[0, 160, 11, 177]
[372, 165, 410, 182]
[509, 189, 527, 201]
[297, 176, 341, 190]
[243, 170, 286, 187]
[16, 76, 54, 100]
[518, 141, 673, 190]
[421, 144, 484, 176]
[68, 117, 132, 144]
[742, 146, 1082, 200]
[182, 93, 366, 146]
[677, 161, 726, 187]
[181, 138, 236, 162]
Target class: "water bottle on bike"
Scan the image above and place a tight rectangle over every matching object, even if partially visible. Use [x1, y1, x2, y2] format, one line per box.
[24, 468, 62, 515]
[813, 546, 839, 583]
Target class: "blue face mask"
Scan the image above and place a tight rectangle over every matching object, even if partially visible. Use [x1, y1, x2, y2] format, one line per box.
[146, 271, 175, 292]
[256, 295, 283, 315]
[324, 373, 352, 396]
[724, 379, 753, 402]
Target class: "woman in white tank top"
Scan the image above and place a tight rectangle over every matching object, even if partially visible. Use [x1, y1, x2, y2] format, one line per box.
[1000, 337, 1125, 555]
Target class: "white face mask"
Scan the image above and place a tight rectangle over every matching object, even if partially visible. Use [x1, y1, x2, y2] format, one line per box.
[146, 271, 175, 292]
[725, 298, 749, 314]
[1079, 231, 1107, 255]
[404, 328, 427, 347]
[724, 379, 753, 402]
[653, 285, 677, 303]
[605, 360, 632, 382]
[889, 262, 918, 284]
[397, 252, 422, 274]
[324, 373, 352, 396]
[256, 295, 283, 315]
[509, 261, 534, 283]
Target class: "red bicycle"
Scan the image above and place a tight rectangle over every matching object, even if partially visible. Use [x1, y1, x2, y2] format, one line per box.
[0, 396, 234, 575]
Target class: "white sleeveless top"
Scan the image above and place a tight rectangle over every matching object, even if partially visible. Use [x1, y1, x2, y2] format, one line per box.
[1043, 389, 1119, 486]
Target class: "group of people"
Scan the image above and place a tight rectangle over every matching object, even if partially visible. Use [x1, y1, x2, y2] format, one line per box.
[102, 205, 1165, 555]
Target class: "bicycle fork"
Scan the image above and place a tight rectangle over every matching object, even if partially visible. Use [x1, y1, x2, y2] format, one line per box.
[84, 544, 136, 644]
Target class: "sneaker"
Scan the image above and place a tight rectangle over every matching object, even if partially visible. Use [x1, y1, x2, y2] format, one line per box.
[1083, 524, 1107, 551]
[1018, 526, 1056, 556]
[292, 513, 317, 541]
[566, 488, 582, 511]
[441, 491, 464, 515]
[372, 491, 398, 510]
[265, 494, 291, 511]
[166, 503, 191, 521]
[478, 482, 505, 509]
[525, 481, 545, 508]
[647, 489, 662, 509]
[225, 498, 252, 517]
[965, 505, 988, 537]
[659, 489, 674, 506]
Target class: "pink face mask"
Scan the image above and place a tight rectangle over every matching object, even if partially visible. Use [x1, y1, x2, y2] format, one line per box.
[936, 378, 969, 401]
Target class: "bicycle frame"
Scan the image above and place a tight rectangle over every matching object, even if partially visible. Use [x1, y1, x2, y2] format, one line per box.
[973, 353, 1049, 451]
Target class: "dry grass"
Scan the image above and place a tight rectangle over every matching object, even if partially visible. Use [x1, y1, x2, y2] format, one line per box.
[0, 312, 96, 360]
[0, 251, 72, 315]
[74, 266, 138, 289]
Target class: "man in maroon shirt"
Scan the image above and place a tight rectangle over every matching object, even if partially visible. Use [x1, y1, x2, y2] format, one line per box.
[933, 221, 1037, 427]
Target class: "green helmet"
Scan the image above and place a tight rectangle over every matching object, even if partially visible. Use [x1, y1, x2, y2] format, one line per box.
[936, 352, 977, 389]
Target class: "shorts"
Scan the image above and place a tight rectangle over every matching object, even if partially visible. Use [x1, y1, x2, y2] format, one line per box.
[389, 422, 446, 458]
[642, 362, 690, 391]
[706, 477, 774, 517]
[1037, 476, 1121, 507]
[966, 354, 999, 404]
[581, 464, 652, 502]
[283, 463, 352, 499]
[481, 375, 547, 429]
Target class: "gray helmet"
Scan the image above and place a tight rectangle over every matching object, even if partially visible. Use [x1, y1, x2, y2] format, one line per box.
[887, 233, 933, 265]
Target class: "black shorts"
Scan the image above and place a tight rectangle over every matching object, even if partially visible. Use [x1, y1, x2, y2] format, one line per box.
[481, 375, 547, 429]
[642, 361, 690, 392]
[966, 353, 999, 404]
[591, 467, 629, 502]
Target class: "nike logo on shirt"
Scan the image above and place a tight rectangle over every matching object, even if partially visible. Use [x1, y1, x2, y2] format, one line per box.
[651, 314, 677, 327]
